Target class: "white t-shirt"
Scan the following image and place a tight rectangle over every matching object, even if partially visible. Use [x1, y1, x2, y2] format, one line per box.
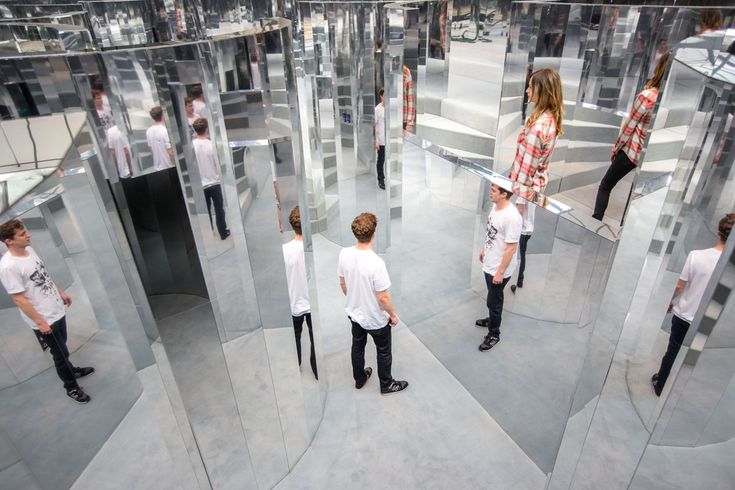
[482, 203, 522, 277]
[673, 247, 721, 322]
[193, 99, 206, 118]
[0, 247, 65, 330]
[192, 138, 221, 188]
[283, 239, 310, 316]
[146, 124, 174, 170]
[516, 197, 535, 234]
[375, 103, 386, 146]
[337, 246, 391, 330]
[107, 126, 131, 178]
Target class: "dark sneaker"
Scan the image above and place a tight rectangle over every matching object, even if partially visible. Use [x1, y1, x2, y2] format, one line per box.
[651, 373, 662, 397]
[479, 335, 500, 351]
[355, 367, 373, 389]
[381, 380, 409, 395]
[66, 387, 91, 404]
[221, 230, 231, 240]
[651, 373, 659, 383]
[74, 366, 95, 378]
[475, 318, 488, 327]
[379, 182, 385, 190]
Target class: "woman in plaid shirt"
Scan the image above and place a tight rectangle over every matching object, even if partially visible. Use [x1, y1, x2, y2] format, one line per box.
[593, 51, 670, 221]
[508, 68, 564, 293]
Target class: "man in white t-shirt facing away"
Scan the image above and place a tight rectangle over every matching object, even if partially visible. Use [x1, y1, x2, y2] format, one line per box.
[191, 84, 206, 119]
[192, 118, 230, 240]
[475, 182, 522, 351]
[338, 213, 408, 395]
[106, 125, 133, 178]
[652, 213, 733, 396]
[0, 220, 94, 404]
[283, 206, 318, 379]
[374, 87, 386, 190]
[146, 106, 175, 170]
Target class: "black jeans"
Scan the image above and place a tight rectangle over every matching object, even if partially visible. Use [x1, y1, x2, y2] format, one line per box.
[204, 184, 229, 239]
[376, 145, 385, 185]
[351, 319, 393, 390]
[517, 234, 531, 286]
[292, 313, 318, 378]
[654, 315, 691, 394]
[593, 150, 636, 220]
[484, 274, 511, 338]
[33, 316, 78, 391]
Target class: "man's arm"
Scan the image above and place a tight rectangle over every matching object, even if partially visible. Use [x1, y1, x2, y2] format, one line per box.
[493, 242, 518, 284]
[668, 279, 687, 313]
[54, 282, 72, 306]
[10, 293, 51, 334]
[376, 289, 399, 326]
[124, 147, 133, 176]
[339, 276, 347, 295]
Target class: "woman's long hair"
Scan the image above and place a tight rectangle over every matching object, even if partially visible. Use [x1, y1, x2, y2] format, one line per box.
[645, 50, 671, 90]
[526, 68, 564, 136]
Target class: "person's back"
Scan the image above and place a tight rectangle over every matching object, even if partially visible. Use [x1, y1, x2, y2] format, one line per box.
[283, 239, 310, 316]
[674, 247, 721, 322]
[339, 246, 389, 329]
[192, 137, 220, 188]
[146, 124, 173, 170]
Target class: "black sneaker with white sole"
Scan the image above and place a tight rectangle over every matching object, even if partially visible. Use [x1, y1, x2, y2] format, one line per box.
[479, 335, 500, 351]
[475, 318, 488, 327]
[66, 387, 91, 403]
[74, 366, 95, 379]
[355, 367, 373, 389]
[381, 380, 409, 395]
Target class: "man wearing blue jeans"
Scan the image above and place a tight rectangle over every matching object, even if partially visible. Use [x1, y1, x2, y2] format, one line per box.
[0, 219, 94, 403]
[338, 212, 408, 395]
[475, 183, 522, 351]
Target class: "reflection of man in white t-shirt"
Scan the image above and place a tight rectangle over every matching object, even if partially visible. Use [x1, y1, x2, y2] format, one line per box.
[107, 125, 133, 178]
[652, 213, 732, 396]
[146, 106, 175, 170]
[192, 117, 230, 240]
[476, 183, 522, 351]
[0, 219, 94, 403]
[283, 206, 318, 379]
[374, 88, 386, 189]
[338, 212, 408, 395]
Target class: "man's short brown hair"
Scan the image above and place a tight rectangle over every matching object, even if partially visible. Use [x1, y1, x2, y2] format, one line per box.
[184, 96, 193, 105]
[192, 117, 208, 135]
[191, 84, 203, 99]
[149, 106, 164, 122]
[0, 219, 24, 243]
[351, 212, 377, 243]
[718, 213, 735, 243]
[289, 206, 302, 235]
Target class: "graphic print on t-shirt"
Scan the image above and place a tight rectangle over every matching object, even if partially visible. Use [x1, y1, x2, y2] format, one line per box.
[485, 216, 498, 250]
[29, 260, 56, 297]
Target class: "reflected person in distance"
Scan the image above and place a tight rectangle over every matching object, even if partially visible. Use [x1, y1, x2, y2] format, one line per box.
[192, 118, 230, 240]
[375, 87, 386, 190]
[283, 206, 318, 379]
[146, 106, 175, 170]
[338, 213, 408, 395]
[592, 51, 670, 221]
[0, 220, 95, 404]
[652, 213, 733, 396]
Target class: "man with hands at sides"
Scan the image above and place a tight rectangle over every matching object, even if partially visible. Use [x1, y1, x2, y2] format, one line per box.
[475, 183, 522, 351]
[338, 212, 408, 395]
[0, 220, 94, 403]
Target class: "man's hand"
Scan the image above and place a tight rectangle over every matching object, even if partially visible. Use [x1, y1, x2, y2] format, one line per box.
[479, 250, 485, 263]
[375, 140, 380, 150]
[492, 271, 504, 284]
[405, 124, 414, 133]
[38, 319, 52, 335]
[59, 290, 72, 306]
[667, 302, 673, 314]
[389, 313, 400, 327]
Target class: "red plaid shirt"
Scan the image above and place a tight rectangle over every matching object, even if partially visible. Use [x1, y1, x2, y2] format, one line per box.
[612, 87, 658, 165]
[509, 112, 558, 202]
[403, 67, 415, 128]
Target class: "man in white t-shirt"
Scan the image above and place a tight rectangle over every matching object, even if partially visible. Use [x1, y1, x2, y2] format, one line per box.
[185, 97, 198, 138]
[511, 197, 535, 294]
[338, 213, 408, 395]
[0, 220, 94, 403]
[192, 118, 230, 240]
[146, 106, 175, 170]
[107, 125, 133, 178]
[652, 213, 732, 396]
[475, 182, 522, 351]
[283, 206, 318, 379]
[374, 87, 386, 190]
[191, 84, 207, 119]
